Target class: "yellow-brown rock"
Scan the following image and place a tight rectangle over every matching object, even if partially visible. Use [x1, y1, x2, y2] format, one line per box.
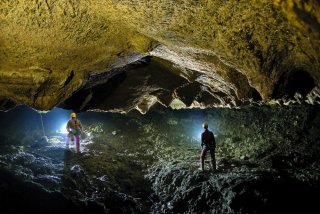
[0, 0, 319, 112]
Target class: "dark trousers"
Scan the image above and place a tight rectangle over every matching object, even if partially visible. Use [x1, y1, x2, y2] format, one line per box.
[200, 146, 216, 170]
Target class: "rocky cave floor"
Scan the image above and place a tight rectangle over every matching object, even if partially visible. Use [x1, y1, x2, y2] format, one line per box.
[0, 105, 320, 214]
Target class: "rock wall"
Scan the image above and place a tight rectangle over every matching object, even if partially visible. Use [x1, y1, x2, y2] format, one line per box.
[0, 0, 319, 112]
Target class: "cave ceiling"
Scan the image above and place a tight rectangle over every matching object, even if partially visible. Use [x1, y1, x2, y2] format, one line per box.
[0, 0, 319, 113]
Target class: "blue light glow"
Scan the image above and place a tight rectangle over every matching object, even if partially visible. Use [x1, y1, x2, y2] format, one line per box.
[195, 127, 203, 139]
[57, 122, 68, 134]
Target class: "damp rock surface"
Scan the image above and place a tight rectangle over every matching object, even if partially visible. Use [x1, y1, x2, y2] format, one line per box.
[0, 105, 320, 213]
[146, 162, 320, 214]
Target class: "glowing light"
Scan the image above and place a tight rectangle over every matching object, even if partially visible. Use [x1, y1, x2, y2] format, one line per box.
[57, 122, 68, 134]
[195, 128, 203, 138]
[190, 127, 203, 144]
[193, 125, 217, 142]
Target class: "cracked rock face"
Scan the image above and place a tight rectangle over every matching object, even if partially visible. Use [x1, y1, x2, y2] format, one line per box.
[0, 0, 319, 112]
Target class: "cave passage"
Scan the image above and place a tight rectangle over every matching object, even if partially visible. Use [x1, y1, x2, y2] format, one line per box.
[0, 105, 320, 213]
[1, 1, 320, 213]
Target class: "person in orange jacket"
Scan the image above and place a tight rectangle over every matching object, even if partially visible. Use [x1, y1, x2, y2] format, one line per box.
[66, 112, 83, 152]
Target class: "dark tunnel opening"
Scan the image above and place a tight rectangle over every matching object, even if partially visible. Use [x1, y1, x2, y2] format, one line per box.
[250, 87, 262, 101]
[272, 69, 315, 99]
[59, 71, 127, 112]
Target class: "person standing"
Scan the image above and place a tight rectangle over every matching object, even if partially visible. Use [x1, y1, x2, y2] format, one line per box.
[200, 122, 216, 171]
[66, 112, 83, 152]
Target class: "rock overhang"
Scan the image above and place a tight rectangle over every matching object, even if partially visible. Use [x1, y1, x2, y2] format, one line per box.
[0, 0, 319, 113]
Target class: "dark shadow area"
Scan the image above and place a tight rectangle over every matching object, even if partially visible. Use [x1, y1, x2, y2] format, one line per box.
[230, 175, 320, 214]
[272, 69, 315, 98]
[64, 70, 75, 86]
[60, 72, 127, 112]
[60, 56, 189, 112]
[0, 168, 105, 214]
[0, 98, 17, 111]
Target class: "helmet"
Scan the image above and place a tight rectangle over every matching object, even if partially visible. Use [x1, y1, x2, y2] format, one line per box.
[202, 122, 208, 128]
[70, 112, 77, 118]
